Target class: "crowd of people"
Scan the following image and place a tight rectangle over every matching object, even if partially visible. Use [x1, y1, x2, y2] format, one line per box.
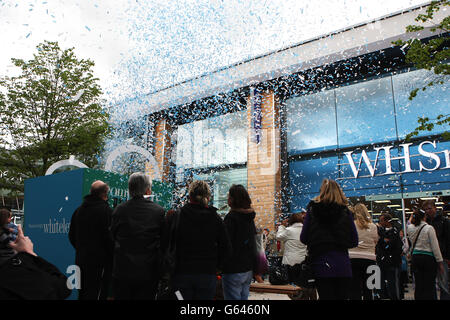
[0, 173, 448, 301]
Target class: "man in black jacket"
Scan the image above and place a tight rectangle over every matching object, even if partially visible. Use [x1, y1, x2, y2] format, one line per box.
[376, 213, 403, 300]
[423, 199, 450, 300]
[110, 172, 165, 300]
[69, 180, 114, 300]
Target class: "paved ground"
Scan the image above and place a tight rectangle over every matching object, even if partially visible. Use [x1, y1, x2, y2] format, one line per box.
[248, 280, 416, 300]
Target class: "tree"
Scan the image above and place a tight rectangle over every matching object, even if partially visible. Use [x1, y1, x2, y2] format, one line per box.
[0, 41, 110, 193]
[393, 0, 449, 140]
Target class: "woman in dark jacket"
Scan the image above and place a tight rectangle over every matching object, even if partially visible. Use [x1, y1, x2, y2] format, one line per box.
[300, 179, 358, 300]
[171, 180, 231, 300]
[222, 184, 257, 300]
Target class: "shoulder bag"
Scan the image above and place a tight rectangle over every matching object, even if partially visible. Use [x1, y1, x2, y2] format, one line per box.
[407, 224, 426, 261]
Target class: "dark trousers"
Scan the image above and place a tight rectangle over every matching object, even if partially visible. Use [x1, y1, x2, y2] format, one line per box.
[315, 277, 351, 300]
[78, 264, 110, 300]
[412, 254, 438, 300]
[380, 265, 400, 300]
[113, 277, 159, 300]
[172, 274, 217, 300]
[350, 258, 375, 300]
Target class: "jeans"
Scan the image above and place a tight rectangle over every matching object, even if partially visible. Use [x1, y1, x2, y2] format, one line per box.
[172, 274, 217, 300]
[222, 271, 253, 300]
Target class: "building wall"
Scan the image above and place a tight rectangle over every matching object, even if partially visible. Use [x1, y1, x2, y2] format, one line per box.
[246, 91, 282, 230]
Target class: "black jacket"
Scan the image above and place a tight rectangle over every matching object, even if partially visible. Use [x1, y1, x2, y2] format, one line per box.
[222, 209, 257, 274]
[303, 201, 357, 258]
[0, 252, 71, 300]
[426, 212, 450, 260]
[110, 196, 165, 280]
[69, 194, 114, 268]
[173, 203, 231, 275]
[376, 225, 403, 267]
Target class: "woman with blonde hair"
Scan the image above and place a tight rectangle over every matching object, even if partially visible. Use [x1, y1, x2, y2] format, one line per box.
[348, 203, 379, 300]
[169, 180, 231, 300]
[300, 178, 358, 300]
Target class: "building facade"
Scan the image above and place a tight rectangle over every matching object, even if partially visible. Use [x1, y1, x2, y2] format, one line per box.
[118, 4, 449, 230]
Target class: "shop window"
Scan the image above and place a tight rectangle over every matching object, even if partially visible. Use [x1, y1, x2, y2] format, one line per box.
[336, 76, 397, 148]
[175, 110, 247, 171]
[289, 155, 340, 211]
[285, 90, 337, 155]
[392, 69, 450, 139]
[398, 140, 450, 193]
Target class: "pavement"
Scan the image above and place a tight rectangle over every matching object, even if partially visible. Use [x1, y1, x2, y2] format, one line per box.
[248, 280, 416, 300]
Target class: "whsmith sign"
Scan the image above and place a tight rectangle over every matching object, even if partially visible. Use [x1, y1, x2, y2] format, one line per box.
[343, 141, 449, 178]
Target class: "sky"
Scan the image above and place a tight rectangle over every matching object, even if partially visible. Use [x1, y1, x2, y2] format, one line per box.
[0, 0, 429, 117]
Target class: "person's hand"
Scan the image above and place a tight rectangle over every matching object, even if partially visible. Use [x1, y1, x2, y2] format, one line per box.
[8, 225, 37, 256]
[438, 262, 445, 275]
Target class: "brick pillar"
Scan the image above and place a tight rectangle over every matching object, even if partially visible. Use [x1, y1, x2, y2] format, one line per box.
[247, 90, 282, 232]
[145, 119, 172, 182]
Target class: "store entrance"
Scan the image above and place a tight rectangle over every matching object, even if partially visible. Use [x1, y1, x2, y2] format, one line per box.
[347, 189, 450, 224]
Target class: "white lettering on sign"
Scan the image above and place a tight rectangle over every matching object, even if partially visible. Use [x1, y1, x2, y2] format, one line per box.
[344, 140, 449, 178]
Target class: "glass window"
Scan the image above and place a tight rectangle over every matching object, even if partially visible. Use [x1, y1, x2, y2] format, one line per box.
[193, 167, 247, 216]
[175, 111, 247, 170]
[399, 140, 450, 193]
[392, 69, 450, 139]
[286, 90, 337, 155]
[336, 76, 397, 148]
[289, 155, 340, 211]
[339, 147, 401, 198]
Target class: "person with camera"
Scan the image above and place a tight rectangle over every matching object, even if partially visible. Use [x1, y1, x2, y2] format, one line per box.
[0, 222, 71, 299]
[375, 213, 403, 300]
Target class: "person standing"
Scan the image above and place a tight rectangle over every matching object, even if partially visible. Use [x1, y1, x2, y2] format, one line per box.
[69, 180, 114, 300]
[348, 203, 379, 300]
[300, 179, 358, 300]
[221, 184, 257, 300]
[276, 213, 307, 283]
[110, 172, 165, 300]
[423, 199, 450, 300]
[408, 207, 445, 300]
[375, 213, 403, 300]
[170, 180, 231, 300]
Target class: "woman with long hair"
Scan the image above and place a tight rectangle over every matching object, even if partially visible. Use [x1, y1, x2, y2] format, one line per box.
[170, 180, 231, 300]
[221, 184, 257, 300]
[407, 207, 444, 300]
[348, 203, 379, 300]
[300, 179, 358, 300]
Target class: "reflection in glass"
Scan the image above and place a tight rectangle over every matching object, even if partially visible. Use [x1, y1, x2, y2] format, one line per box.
[392, 69, 449, 139]
[286, 90, 337, 155]
[176, 111, 247, 170]
[336, 76, 397, 148]
[193, 167, 247, 216]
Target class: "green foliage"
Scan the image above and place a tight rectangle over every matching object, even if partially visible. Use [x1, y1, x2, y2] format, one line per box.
[393, 1, 449, 141]
[0, 41, 111, 193]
